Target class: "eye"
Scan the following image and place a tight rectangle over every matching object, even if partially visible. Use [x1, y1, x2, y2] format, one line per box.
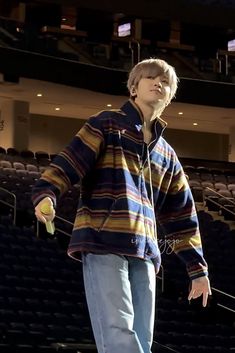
[146, 76, 155, 79]
[161, 77, 169, 84]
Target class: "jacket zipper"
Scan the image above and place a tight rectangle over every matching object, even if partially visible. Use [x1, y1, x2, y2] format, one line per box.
[139, 133, 159, 241]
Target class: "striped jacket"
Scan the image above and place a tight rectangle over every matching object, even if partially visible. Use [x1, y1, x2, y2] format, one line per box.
[32, 99, 208, 279]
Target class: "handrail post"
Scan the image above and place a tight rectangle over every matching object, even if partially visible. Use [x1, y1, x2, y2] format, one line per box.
[129, 39, 141, 66]
[0, 187, 17, 225]
[129, 40, 134, 67]
[156, 264, 164, 293]
[225, 54, 228, 76]
[215, 51, 222, 74]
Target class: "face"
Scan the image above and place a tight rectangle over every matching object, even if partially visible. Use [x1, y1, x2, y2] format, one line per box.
[134, 74, 171, 109]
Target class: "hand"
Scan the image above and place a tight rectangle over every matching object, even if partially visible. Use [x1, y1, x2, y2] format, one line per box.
[188, 276, 212, 307]
[35, 197, 55, 224]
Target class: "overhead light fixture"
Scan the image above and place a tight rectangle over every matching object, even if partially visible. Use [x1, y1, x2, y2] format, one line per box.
[62, 17, 67, 21]
[107, 104, 112, 107]
[193, 122, 198, 126]
[37, 93, 42, 97]
[178, 112, 183, 115]
[55, 107, 61, 111]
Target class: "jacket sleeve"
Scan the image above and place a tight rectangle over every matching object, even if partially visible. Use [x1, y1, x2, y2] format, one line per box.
[31, 115, 105, 207]
[157, 156, 208, 280]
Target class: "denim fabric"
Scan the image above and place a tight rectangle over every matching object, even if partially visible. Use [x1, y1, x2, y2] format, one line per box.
[82, 253, 156, 353]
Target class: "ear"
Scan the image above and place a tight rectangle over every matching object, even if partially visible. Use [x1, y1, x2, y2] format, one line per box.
[130, 86, 136, 97]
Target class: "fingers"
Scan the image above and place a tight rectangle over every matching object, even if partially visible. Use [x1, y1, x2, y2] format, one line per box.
[203, 280, 212, 307]
[188, 289, 209, 307]
[35, 205, 47, 223]
[35, 197, 55, 223]
[188, 276, 212, 307]
[188, 289, 203, 301]
[202, 291, 209, 307]
[35, 210, 47, 224]
[208, 284, 212, 296]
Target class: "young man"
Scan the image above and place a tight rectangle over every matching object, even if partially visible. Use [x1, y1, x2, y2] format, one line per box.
[33, 58, 211, 353]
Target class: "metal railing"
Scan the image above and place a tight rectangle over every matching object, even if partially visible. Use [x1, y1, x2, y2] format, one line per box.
[211, 287, 235, 313]
[157, 264, 165, 293]
[216, 49, 235, 77]
[36, 214, 73, 238]
[203, 187, 235, 312]
[0, 186, 16, 224]
[204, 186, 235, 218]
[129, 39, 140, 66]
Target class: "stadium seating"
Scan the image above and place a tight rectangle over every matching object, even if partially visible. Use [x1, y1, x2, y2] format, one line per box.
[0, 156, 235, 352]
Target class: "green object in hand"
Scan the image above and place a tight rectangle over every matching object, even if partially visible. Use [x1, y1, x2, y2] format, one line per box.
[40, 203, 55, 235]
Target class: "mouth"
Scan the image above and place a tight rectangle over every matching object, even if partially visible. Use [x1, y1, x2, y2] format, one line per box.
[151, 89, 162, 95]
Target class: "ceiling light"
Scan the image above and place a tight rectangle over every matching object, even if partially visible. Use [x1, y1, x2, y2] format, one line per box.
[193, 122, 198, 126]
[55, 107, 61, 111]
[107, 104, 112, 107]
[178, 112, 183, 115]
[62, 18, 67, 21]
[37, 93, 42, 97]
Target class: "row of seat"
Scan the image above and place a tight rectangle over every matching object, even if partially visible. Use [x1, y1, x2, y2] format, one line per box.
[185, 166, 235, 221]
[189, 187, 235, 221]
[189, 180, 235, 190]
[0, 160, 47, 172]
[0, 146, 56, 160]
[0, 166, 79, 228]
[183, 165, 235, 176]
[187, 171, 235, 183]
[1, 169, 41, 182]
[0, 149, 56, 170]
[183, 165, 235, 185]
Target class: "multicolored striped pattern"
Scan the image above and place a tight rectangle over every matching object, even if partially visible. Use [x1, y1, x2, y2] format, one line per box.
[32, 100, 208, 279]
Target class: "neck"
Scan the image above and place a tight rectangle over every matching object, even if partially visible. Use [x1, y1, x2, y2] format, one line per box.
[134, 98, 162, 129]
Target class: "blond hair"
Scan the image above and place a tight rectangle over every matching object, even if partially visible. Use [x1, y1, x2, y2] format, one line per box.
[127, 58, 178, 105]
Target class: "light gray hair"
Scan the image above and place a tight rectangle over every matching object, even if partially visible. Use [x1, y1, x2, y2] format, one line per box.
[127, 58, 179, 105]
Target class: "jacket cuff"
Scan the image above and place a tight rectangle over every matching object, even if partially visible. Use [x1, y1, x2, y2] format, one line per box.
[32, 191, 57, 208]
[187, 262, 208, 280]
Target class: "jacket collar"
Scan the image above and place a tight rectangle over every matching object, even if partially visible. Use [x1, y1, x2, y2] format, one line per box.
[121, 99, 167, 136]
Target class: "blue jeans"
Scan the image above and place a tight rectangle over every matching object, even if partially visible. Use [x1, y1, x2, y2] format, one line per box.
[82, 253, 156, 353]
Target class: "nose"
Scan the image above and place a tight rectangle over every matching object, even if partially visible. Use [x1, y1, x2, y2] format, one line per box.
[153, 77, 162, 87]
